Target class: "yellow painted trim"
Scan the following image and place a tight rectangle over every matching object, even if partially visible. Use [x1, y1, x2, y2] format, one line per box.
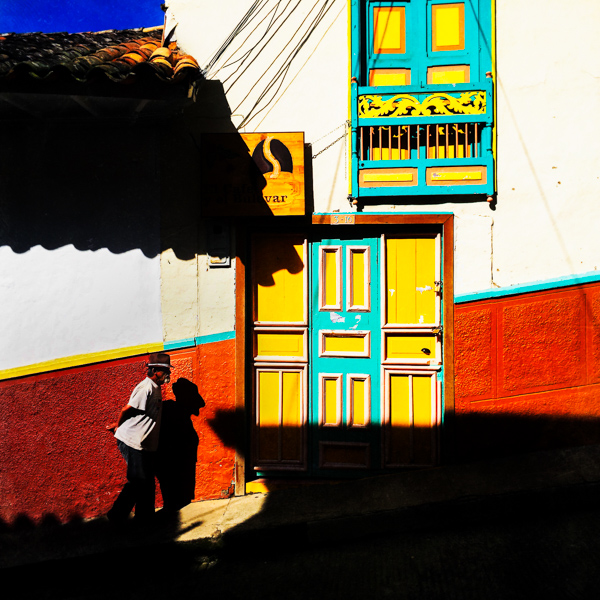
[0, 342, 165, 382]
[431, 171, 482, 181]
[364, 173, 413, 182]
[347, 0, 352, 196]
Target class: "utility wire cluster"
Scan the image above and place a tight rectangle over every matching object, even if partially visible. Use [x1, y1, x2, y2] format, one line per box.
[203, 0, 340, 131]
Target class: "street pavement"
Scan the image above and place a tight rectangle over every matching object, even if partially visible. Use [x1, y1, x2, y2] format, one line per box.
[3, 444, 600, 599]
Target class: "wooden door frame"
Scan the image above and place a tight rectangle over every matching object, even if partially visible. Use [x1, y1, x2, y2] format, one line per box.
[234, 213, 455, 495]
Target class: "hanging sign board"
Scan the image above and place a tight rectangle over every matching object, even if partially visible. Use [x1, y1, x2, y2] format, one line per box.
[241, 132, 305, 216]
[200, 132, 305, 217]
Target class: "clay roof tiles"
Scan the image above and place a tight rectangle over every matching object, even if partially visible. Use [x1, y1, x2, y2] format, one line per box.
[0, 27, 200, 93]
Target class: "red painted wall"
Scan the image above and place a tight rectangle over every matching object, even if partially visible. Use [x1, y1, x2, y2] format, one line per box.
[454, 282, 600, 460]
[0, 340, 236, 526]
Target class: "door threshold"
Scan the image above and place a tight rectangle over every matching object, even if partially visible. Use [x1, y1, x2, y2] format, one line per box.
[245, 477, 346, 495]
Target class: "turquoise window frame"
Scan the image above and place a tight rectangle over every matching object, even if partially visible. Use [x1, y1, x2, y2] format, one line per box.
[351, 0, 494, 199]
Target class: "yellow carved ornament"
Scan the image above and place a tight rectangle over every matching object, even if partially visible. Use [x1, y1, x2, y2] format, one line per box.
[358, 91, 486, 118]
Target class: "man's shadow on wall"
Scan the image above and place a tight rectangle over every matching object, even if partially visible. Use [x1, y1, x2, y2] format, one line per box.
[157, 378, 205, 512]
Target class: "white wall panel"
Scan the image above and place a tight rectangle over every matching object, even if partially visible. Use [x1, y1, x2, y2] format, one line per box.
[0, 245, 162, 370]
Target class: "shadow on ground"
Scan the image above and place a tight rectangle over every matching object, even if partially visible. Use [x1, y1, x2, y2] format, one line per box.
[4, 480, 600, 600]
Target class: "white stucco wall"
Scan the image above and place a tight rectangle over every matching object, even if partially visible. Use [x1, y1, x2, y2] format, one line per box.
[170, 0, 600, 298]
[493, 0, 600, 287]
[169, 0, 351, 212]
[0, 245, 162, 371]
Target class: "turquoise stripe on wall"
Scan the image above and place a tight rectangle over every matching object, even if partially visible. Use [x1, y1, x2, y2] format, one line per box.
[164, 331, 236, 351]
[455, 271, 600, 304]
[164, 338, 196, 351]
[195, 331, 236, 345]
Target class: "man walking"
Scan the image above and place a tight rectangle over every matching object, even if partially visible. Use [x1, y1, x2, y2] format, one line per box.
[106, 352, 172, 525]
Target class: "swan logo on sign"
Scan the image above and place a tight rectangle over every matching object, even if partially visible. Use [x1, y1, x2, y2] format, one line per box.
[242, 132, 305, 216]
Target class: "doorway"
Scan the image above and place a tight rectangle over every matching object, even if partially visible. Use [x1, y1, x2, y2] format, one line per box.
[247, 219, 451, 481]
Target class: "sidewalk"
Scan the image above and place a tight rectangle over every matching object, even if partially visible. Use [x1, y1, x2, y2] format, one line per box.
[3, 443, 600, 570]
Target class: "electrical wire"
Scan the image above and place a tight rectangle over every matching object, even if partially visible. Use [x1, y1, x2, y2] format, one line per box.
[225, 0, 303, 93]
[211, 1, 282, 79]
[238, 0, 338, 129]
[203, 0, 267, 74]
[219, 1, 291, 86]
[201, 0, 342, 132]
[230, 0, 322, 103]
[253, 3, 345, 130]
[235, 1, 335, 123]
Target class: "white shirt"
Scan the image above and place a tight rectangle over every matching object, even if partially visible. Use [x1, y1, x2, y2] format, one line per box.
[115, 377, 163, 451]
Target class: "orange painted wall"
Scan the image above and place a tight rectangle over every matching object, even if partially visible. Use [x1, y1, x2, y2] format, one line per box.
[454, 282, 600, 459]
[0, 340, 236, 526]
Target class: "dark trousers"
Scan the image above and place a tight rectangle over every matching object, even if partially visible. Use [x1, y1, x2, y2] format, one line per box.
[108, 440, 157, 522]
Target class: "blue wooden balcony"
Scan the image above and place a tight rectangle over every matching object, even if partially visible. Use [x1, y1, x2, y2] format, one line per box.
[350, 79, 494, 199]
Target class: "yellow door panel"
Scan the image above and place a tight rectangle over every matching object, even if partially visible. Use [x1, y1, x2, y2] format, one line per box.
[322, 248, 341, 309]
[281, 371, 302, 461]
[386, 237, 437, 325]
[350, 377, 367, 427]
[257, 371, 281, 462]
[386, 334, 437, 361]
[321, 376, 341, 426]
[256, 332, 305, 359]
[350, 250, 366, 307]
[385, 372, 437, 466]
[322, 332, 369, 356]
[256, 369, 305, 467]
[413, 375, 434, 464]
[254, 235, 306, 323]
[387, 373, 411, 465]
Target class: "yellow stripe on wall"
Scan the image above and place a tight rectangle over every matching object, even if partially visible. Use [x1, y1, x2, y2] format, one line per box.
[0, 342, 165, 382]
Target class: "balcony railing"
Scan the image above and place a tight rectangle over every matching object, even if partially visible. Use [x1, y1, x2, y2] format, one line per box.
[358, 122, 484, 162]
[351, 80, 494, 198]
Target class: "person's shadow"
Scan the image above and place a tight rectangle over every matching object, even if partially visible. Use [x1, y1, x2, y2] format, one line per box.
[157, 378, 205, 512]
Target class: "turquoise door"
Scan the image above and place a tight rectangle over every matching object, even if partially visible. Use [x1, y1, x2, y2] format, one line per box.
[250, 230, 442, 482]
[310, 234, 382, 474]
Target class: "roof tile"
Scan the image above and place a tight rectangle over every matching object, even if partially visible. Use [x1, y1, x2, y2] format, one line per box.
[0, 27, 200, 94]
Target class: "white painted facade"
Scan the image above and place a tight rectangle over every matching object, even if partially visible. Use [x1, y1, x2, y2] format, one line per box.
[3, 0, 599, 373]
[0, 246, 162, 370]
[169, 0, 600, 297]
